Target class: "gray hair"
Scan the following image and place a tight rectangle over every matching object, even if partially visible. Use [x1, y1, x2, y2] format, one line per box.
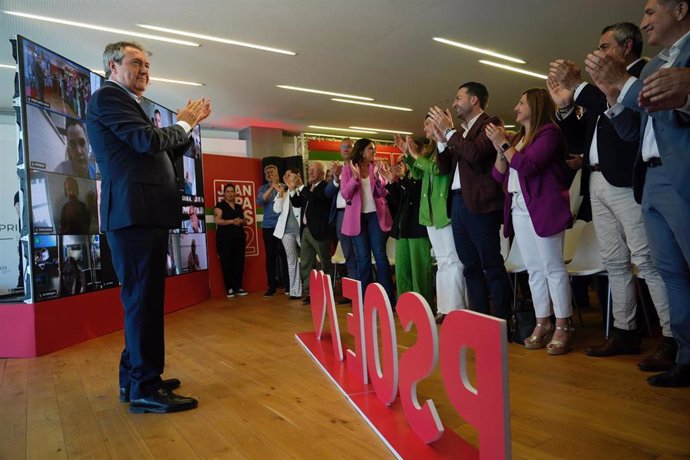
[601, 22, 643, 57]
[102, 41, 148, 78]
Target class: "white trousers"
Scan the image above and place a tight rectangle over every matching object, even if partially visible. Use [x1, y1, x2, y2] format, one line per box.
[427, 224, 468, 313]
[512, 195, 572, 319]
[590, 172, 671, 335]
[281, 232, 302, 297]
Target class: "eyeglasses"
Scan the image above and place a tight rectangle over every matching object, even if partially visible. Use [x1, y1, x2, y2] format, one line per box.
[69, 138, 87, 149]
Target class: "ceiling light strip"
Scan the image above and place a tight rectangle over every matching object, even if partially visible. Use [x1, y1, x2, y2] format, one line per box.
[433, 37, 526, 64]
[308, 125, 378, 134]
[139, 24, 296, 56]
[350, 126, 413, 135]
[4, 11, 199, 46]
[479, 60, 547, 80]
[331, 99, 413, 112]
[277, 85, 373, 101]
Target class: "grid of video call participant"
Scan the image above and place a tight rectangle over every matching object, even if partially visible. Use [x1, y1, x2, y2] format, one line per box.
[21, 37, 208, 302]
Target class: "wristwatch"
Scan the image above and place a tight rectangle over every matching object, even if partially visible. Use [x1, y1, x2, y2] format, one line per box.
[444, 127, 454, 138]
[500, 142, 511, 152]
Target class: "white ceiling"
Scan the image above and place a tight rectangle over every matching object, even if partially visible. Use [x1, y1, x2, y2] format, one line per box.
[0, 0, 652, 139]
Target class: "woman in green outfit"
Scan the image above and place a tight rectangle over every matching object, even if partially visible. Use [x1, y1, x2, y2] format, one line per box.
[394, 117, 468, 324]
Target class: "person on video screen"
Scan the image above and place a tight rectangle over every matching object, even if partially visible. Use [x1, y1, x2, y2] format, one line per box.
[59, 176, 91, 234]
[54, 120, 97, 179]
[59, 256, 86, 296]
[187, 238, 201, 271]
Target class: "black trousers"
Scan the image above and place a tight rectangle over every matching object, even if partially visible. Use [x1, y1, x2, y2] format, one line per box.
[262, 227, 289, 290]
[217, 234, 246, 292]
[450, 193, 512, 320]
[107, 226, 168, 400]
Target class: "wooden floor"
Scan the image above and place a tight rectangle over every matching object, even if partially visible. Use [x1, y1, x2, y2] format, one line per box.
[1, 292, 689, 460]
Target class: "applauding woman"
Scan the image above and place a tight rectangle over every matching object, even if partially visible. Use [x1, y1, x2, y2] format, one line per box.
[273, 169, 304, 300]
[486, 88, 573, 355]
[214, 183, 247, 298]
[340, 138, 394, 301]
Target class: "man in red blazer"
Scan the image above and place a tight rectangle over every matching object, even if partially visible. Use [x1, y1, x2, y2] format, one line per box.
[428, 82, 512, 322]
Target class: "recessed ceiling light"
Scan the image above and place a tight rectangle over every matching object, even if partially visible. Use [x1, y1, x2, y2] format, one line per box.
[350, 126, 413, 135]
[479, 60, 547, 80]
[139, 24, 296, 56]
[504, 125, 516, 129]
[4, 11, 199, 46]
[277, 85, 373, 101]
[308, 125, 378, 134]
[331, 99, 413, 112]
[0, 64, 14, 69]
[433, 37, 527, 64]
[92, 69, 203, 86]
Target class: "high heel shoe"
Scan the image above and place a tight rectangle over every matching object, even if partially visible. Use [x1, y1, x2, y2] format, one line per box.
[524, 322, 554, 350]
[546, 324, 575, 356]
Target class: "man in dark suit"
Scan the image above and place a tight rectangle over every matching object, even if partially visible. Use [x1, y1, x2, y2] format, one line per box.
[548, 23, 673, 372]
[586, 0, 690, 387]
[291, 161, 333, 304]
[86, 41, 211, 412]
[427, 82, 512, 322]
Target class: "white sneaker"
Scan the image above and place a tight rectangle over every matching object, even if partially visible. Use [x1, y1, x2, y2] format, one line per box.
[226, 289, 235, 298]
[236, 289, 248, 296]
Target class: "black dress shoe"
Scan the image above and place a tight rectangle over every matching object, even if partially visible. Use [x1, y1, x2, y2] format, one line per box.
[120, 378, 181, 403]
[288, 295, 301, 300]
[435, 313, 446, 324]
[263, 288, 276, 297]
[302, 296, 311, 305]
[586, 328, 640, 357]
[638, 337, 677, 372]
[647, 363, 690, 388]
[337, 297, 351, 305]
[129, 388, 198, 414]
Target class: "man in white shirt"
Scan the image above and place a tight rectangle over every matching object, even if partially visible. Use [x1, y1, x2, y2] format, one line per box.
[586, 0, 690, 387]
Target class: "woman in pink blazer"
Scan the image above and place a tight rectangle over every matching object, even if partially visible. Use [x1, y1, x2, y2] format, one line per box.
[340, 138, 394, 301]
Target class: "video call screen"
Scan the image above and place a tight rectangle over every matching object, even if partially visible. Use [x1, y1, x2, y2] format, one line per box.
[18, 36, 208, 302]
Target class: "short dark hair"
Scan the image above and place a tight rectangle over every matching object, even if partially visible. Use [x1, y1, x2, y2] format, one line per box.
[602, 22, 643, 57]
[459, 82, 489, 110]
[223, 183, 235, 192]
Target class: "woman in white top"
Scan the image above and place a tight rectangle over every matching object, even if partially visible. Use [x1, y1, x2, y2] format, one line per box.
[273, 168, 303, 299]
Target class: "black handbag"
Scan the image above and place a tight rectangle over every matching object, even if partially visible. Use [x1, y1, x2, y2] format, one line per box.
[511, 299, 536, 344]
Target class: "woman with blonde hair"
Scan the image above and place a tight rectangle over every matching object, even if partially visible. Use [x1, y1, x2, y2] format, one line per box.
[486, 88, 573, 355]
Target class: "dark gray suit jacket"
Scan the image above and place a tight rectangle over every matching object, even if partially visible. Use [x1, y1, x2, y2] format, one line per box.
[86, 81, 192, 231]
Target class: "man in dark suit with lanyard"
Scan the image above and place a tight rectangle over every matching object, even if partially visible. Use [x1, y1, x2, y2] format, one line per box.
[86, 41, 211, 412]
[548, 23, 673, 372]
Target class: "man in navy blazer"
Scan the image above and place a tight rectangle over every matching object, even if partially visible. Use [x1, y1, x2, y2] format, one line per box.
[586, 0, 690, 387]
[86, 41, 211, 411]
[549, 23, 672, 372]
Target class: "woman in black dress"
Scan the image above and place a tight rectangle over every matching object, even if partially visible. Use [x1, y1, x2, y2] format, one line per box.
[214, 183, 247, 297]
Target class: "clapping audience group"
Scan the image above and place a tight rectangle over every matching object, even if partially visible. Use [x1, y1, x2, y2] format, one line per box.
[251, 0, 690, 388]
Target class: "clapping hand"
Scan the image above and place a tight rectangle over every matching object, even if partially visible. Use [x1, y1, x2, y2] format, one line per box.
[485, 123, 508, 150]
[584, 50, 628, 102]
[350, 162, 361, 179]
[427, 106, 454, 133]
[639, 67, 690, 112]
[330, 160, 343, 178]
[546, 69, 575, 109]
[177, 97, 211, 127]
[393, 133, 408, 154]
[406, 136, 421, 159]
[378, 161, 396, 184]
